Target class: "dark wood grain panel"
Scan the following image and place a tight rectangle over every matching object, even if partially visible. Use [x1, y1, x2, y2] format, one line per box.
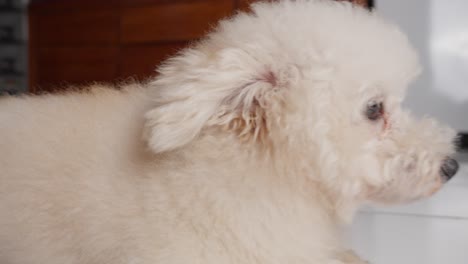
[30, 0, 121, 12]
[121, 0, 223, 7]
[28, 12, 39, 93]
[121, 0, 234, 43]
[35, 10, 119, 45]
[34, 47, 119, 91]
[37, 66, 117, 92]
[37, 47, 118, 65]
[120, 43, 187, 80]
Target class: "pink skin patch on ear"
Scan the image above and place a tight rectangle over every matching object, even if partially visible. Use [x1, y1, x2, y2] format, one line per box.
[262, 70, 277, 86]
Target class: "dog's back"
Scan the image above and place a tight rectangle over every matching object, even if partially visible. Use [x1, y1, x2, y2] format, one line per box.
[0, 84, 149, 176]
[0, 84, 156, 263]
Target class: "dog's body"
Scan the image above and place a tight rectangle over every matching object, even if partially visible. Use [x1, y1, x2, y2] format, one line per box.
[1, 85, 349, 263]
[0, 1, 458, 263]
[0, 85, 348, 263]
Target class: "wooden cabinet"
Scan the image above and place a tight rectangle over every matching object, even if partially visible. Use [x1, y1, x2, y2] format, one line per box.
[29, 2, 121, 92]
[120, 43, 186, 79]
[121, 1, 234, 43]
[28, 0, 370, 93]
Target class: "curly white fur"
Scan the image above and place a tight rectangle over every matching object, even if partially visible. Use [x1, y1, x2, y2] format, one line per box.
[0, 1, 457, 263]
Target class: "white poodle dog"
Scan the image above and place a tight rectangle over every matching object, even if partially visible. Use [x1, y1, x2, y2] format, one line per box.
[0, 1, 459, 263]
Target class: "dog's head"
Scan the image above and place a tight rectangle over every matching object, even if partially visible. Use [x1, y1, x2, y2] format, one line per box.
[144, 1, 458, 211]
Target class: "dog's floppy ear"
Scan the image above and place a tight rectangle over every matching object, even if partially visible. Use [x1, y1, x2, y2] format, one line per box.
[209, 69, 286, 143]
[143, 48, 294, 153]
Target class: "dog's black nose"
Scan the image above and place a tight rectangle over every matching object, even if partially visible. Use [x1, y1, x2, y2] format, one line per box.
[440, 158, 459, 181]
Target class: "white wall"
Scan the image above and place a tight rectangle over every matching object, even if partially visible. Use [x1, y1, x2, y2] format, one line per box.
[375, 0, 468, 132]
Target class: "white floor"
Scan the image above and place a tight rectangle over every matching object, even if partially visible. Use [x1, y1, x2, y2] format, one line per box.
[348, 153, 468, 264]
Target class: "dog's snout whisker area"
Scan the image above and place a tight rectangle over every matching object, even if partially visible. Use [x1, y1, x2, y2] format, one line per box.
[440, 157, 459, 181]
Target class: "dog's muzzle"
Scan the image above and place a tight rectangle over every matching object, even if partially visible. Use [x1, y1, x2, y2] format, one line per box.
[440, 157, 459, 181]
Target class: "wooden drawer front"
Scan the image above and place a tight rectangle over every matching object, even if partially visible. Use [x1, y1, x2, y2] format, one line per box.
[120, 43, 187, 79]
[36, 47, 119, 90]
[30, 0, 121, 12]
[121, 1, 234, 43]
[35, 10, 119, 45]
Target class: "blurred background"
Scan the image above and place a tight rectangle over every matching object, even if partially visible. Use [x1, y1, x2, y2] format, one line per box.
[0, 0, 28, 95]
[0, 0, 467, 263]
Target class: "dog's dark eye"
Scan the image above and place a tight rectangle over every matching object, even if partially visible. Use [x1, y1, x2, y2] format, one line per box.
[366, 101, 384, 121]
